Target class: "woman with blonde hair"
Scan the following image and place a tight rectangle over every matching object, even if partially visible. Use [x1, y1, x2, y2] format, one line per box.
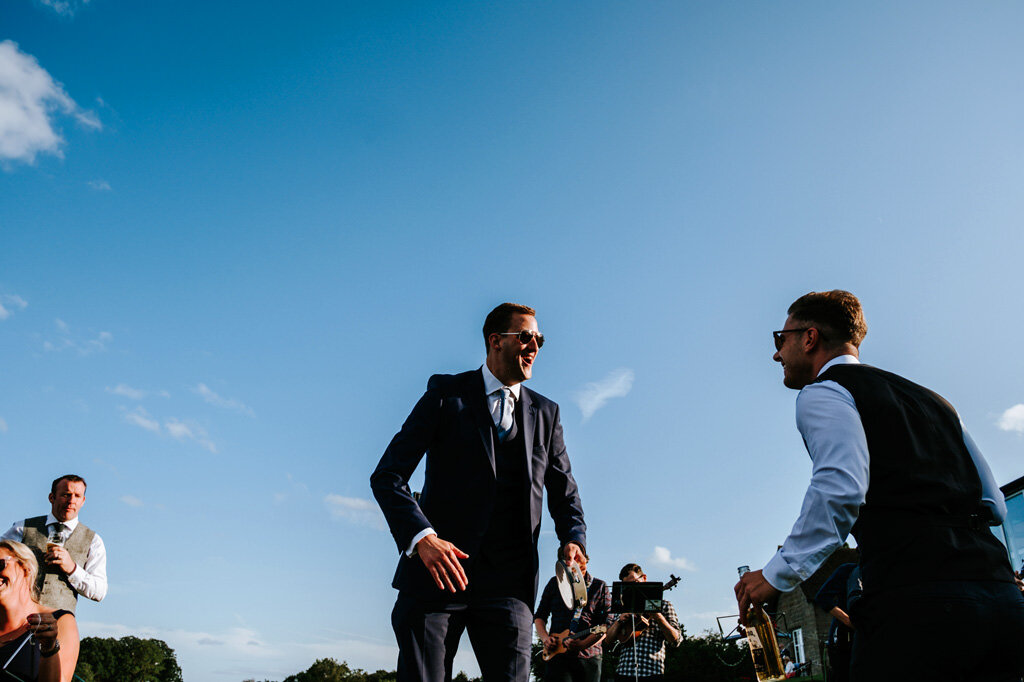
[0, 540, 79, 681]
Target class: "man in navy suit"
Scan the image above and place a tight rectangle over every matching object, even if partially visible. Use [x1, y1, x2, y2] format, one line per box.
[371, 302, 587, 682]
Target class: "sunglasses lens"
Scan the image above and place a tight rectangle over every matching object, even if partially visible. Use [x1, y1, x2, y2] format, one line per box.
[536, 333, 544, 348]
[773, 333, 783, 351]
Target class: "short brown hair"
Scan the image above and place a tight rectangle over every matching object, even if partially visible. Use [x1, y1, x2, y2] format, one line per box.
[788, 290, 867, 348]
[0, 540, 40, 602]
[51, 474, 87, 496]
[482, 303, 536, 350]
[619, 563, 644, 580]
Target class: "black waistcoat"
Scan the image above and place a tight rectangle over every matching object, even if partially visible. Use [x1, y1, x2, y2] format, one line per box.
[814, 364, 1012, 592]
[473, 398, 533, 601]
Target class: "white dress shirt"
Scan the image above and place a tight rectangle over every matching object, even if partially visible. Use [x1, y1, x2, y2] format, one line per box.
[2, 514, 108, 602]
[763, 355, 1006, 592]
[405, 364, 523, 556]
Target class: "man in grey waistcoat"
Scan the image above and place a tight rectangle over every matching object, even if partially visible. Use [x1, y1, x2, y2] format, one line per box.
[2, 474, 108, 611]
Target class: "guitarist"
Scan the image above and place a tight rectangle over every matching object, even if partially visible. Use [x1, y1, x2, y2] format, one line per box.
[604, 563, 681, 682]
[534, 557, 611, 682]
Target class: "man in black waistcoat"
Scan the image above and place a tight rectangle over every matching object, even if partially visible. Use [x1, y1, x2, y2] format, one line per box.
[372, 302, 587, 682]
[735, 290, 1024, 682]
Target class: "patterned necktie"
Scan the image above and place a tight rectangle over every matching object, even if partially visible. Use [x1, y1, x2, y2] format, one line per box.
[496, 387, 515, 441]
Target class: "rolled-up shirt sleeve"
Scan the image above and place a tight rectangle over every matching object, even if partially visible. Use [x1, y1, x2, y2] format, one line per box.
[763, 381, 870, 592]
[67, 533, 107, 602]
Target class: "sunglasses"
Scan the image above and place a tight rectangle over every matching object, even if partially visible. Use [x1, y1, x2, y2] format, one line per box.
[772, 328, 811, 351]
[498, 331, 545, 348]
[0, 558, 16, 571]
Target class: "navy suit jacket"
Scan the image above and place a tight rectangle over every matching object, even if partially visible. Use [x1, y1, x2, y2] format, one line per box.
[371, 369, 587, 603]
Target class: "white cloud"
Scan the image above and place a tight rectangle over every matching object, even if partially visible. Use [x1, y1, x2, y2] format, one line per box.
[325, 494, 386, 530]
[123, 406, 160, 433]
[997, 404, 1024, 434]
[575, 368, 635, 421]
[195, 383, 255, 417]
[119, 495, 143, 508]
[0, 294, 28, 320]
[0, 40, 100, 165]
[87, 179, 110, 191]
[650, 546, 697, 572]
[0, 418, 7, 433]
[43, 319, 112, 355]
[164, 418, 217, 453]
[36, 0, 92, 17]
[106, 383, 146, 400]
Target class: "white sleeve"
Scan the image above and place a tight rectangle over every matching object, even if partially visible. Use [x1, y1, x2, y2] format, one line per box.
[960, 424, 1007, 524]
[0, 522, 24, 542]
[763, 381, 869, 592]
[67, 532, 107, 601]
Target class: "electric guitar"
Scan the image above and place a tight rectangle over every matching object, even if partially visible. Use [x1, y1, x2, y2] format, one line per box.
[541, 625, 608, 661]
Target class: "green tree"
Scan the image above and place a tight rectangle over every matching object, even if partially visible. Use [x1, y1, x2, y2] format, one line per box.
[78, 636, 183, 682]
[283, 658, 354, 682]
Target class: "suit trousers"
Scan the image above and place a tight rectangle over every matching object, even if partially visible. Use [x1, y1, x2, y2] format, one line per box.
[392, 592, 533, 682]
[850, 580, 1024, 682]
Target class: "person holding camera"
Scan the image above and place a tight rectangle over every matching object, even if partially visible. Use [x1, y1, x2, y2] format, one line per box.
[604, 563, 680, 682]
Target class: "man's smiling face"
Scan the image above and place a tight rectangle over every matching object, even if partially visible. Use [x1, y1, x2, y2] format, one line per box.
[490, 313, 540, 385]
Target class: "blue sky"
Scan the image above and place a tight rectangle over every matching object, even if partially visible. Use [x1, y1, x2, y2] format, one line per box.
[3, 1, 1024, 679]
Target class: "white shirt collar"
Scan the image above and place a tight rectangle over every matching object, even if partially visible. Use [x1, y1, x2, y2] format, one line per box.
[45, 513, 79, 530]
[481, 364, 522, 400]
[817, 354, 860, 377]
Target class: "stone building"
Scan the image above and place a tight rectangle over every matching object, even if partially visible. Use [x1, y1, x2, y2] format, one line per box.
[767, 545, 859, 676]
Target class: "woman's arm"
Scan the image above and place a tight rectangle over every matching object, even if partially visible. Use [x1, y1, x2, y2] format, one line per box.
[29, 610, 80, 682]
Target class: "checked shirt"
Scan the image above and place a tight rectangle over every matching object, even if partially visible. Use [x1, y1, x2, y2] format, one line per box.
[613, 599, 680, 676]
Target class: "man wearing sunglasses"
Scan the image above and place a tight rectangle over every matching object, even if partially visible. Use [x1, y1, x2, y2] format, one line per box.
[372, 302, 587, 682]
[734, 290, 1024, 682]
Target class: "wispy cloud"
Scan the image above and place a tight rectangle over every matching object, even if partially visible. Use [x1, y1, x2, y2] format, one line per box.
[123, 406, 160, 433]
[0, 294, 28, 320]
[997, 404, 1024, 434]
[87, 179, 111, 191]
[0, 418, 7, 433]
[0, 40, 100, 165]
[273, 473, 310, 505]
[121, 407, 216, 453]
[650, 546, 697, 572]
[164, 418, 217, 453]
[35, 0, 92, 18]
[107, 383, 147, 400]
[195, 383, 255, 418]
[119, 495, 143, 508]
[575, 368, 635, 421]
[325, 494, 386, 530]
[43, 319, 112, 355]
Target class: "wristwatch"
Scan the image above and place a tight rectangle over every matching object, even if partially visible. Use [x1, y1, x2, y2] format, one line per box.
[40, 639, 61, 658]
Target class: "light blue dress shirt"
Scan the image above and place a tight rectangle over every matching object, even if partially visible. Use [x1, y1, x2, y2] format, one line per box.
[763, 355, 1007, 592]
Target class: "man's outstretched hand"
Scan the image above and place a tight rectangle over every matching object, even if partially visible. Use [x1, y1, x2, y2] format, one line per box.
[734, 569, 780, 625]
[416, 534, 469, 592]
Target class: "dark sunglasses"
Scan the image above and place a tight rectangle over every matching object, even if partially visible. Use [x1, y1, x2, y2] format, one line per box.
[0, 558, 17, 571]
[498, 330, 545, 348]
[772, 328, 811, 351]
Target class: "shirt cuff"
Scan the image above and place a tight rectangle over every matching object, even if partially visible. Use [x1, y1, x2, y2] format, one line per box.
[762, 551, 802, 593]
[66, 565, 85, 591]
[406, 528, 436, 557]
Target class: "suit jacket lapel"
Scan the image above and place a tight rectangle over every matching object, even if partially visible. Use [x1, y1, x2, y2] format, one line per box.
[520, 387, 535, 483]
[469, 370, 497, 477]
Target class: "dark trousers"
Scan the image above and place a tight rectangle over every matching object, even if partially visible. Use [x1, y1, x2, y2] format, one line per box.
[546, 655, 601, 682]
[392, 592, 533, 682]
[850, 580, 1024, 682]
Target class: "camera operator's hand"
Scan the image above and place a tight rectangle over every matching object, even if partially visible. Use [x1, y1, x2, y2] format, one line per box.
[415, 534, 469, 592]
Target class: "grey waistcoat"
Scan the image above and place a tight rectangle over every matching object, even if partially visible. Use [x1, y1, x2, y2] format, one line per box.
[22, 515, 95, 612]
